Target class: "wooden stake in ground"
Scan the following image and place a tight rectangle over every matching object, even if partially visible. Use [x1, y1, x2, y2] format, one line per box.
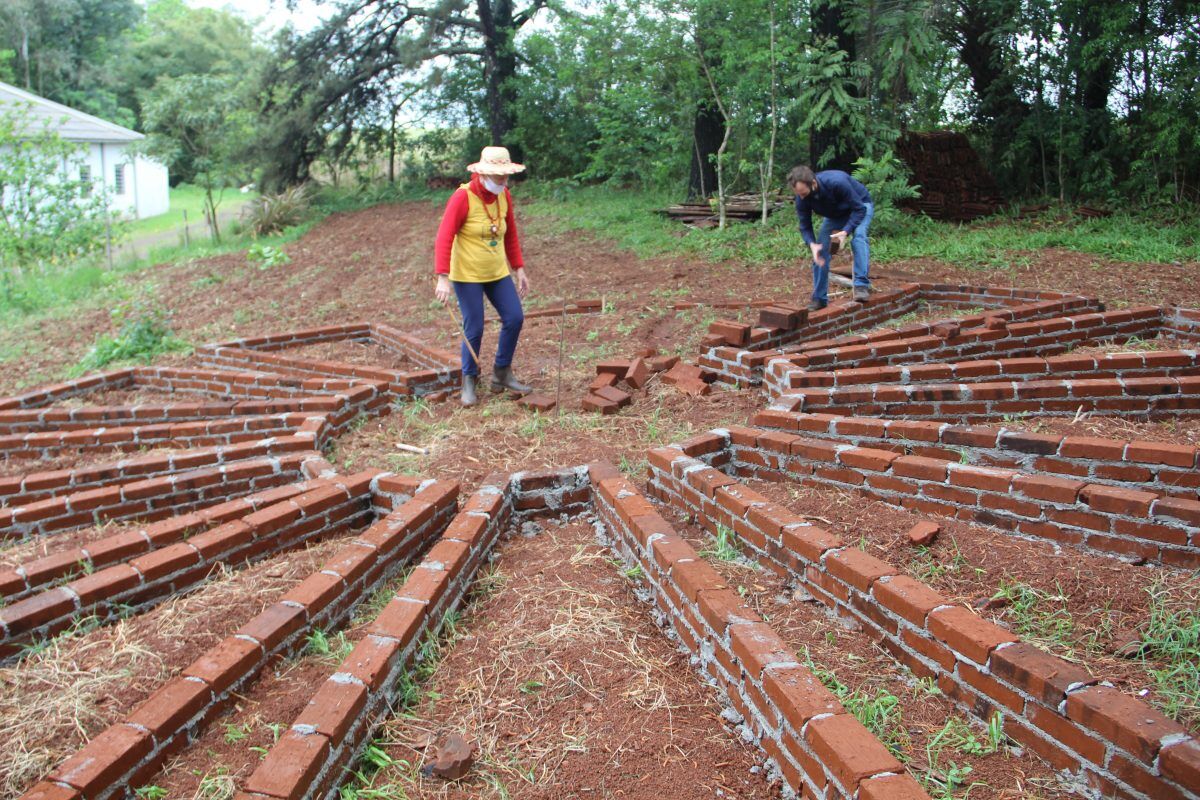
[444, 300, 481, 371]
[556, 298, 567, 417]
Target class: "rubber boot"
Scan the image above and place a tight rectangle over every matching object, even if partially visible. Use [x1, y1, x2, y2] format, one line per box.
[461, 374, 478, 407]
[491, 365, 532, 394]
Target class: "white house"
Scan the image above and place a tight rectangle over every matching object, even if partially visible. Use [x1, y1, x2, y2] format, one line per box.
[0, 81, 169, 220]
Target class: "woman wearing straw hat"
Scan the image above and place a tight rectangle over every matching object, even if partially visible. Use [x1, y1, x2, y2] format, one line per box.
[434, 146, 533, 406]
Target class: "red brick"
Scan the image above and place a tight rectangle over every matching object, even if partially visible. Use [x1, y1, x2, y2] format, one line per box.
[763, 663, 842, 732]
[671, 559, 726, 602]
[399, 566, 450, 607]
[294, 679, 367, 743]
[652, 535, 695, 571]
[1, 587, 76, 632]
[1160, 738, 1200, 788]
[1012, 474, 1084, 504]
[906, 521, 939, 546]
[127, 677, 214, 740]
[988, 642, 1094, 706]
[1060, 436, 1126, 459]
[245, 729, 330, 799]
[1152, 496, 1200, 526]
[824, 549, 896, 592]
[183, 636, 264, 693]
[948, 465, 1016, 492]
[805, 714, 903, 792]
[51, 724, 153, 796]
[1079, 484, 1158, 516]
[709, 319, 751, 346]
[1066, 685, 1186, 763]
[624, 358, 651, 390]
[892, 456, 948, 481]
[729, 622, 795, 678]
[782, 524, 843, 562]
[1003, 715, 1082, 773]
[341, 635, 401, 691]
[858, 773, 932, 800]
[581, 393, 620, 414]
[872, 576, 946, 627]
[927, 606, 1018, 664]
[18, 782, 81, 800]
[1026, 702, 1108, 765]
[696, 588, 755, 635]
[281, 572, 345, 614]
[595, 359, 632, 376]
[238, 603, 308, 650]
[838, 447, 900, 472]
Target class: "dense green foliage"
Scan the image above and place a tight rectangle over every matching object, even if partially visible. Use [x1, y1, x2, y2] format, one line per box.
[0, 103, 111, 275]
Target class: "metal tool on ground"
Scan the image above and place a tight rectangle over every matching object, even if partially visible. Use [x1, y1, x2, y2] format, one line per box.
[556, 297, 567, 417]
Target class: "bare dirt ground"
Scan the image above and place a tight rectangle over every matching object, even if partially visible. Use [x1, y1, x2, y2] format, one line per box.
[1, 198, 1198, 798]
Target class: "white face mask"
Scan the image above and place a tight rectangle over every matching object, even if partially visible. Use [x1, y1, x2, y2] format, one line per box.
[481, 176, 506, 195]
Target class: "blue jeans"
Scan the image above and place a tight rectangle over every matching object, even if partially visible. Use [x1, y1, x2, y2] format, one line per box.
[453, 276, 524, 376]
[811, 201, 874, 303]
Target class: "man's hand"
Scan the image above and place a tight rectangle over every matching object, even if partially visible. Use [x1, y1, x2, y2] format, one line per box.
[515, 268, 530, 298]
[831, 230, 849, 248]
[810, 242, 825, 268]
[435, 275, 451, 304]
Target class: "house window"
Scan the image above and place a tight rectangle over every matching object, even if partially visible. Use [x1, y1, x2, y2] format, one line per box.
[114, 163, 126, 195]
[80, 165, 92, 196]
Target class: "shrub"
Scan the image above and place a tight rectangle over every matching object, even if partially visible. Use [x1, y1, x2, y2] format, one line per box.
[241, 184, 310, 237]
[71, 302, 189, 376]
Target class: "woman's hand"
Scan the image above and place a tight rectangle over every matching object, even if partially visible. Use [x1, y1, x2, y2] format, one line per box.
[515, 268, 530, 299]
[435, 275, 451, 304]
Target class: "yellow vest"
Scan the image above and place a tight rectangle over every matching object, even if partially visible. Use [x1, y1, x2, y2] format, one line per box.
[450, 184, 511, 283]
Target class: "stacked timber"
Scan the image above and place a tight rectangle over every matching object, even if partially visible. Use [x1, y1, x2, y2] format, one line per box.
[660, 192, 789, 225]
[895, 131, 1003, 221]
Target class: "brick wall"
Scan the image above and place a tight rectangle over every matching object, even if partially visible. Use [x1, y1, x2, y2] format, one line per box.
[19, 478, 461, 800]
[752, 409, 1200, 500]
[717, 425, 1199, 567]
[763, 306, 1165, 398]
[645, 438, 1199, 800]
[0, 469, 390, 658]
[771, 374, 1200, 424]
[236, 475, 513, 800]
[701, 285, 1102, 387]
[0, 414, 327, 461]
[0, 452, 318, 545]
[592, 464, 933, 799]
[0, 436, 317, 507]
[1164, 307, 1200, 342]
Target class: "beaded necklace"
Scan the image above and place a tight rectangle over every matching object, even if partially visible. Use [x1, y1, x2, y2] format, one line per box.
[480, 191, 502, 247]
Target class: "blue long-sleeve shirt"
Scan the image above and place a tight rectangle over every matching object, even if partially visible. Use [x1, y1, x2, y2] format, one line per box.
[794, 170, 873, 246]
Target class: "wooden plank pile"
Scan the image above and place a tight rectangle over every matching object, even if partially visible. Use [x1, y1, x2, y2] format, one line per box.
[895, 131, 1003, 221]
[659, 193, 789, 226]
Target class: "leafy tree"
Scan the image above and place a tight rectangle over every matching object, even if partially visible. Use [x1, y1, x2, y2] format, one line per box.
[0, 102, 110, 276]
[140, 74, 254, 241]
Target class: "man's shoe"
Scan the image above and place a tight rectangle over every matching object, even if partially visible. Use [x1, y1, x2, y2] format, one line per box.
[491, 365, 532, 394]
[853, 286, 872, 302]
[807, 299, 827, 312]
[461, 374, 478, 407]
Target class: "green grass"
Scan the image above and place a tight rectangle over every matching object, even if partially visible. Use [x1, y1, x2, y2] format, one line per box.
[521, 184, 1200, 269]
[1141, 579, 1200, 723]
[123, 184, 256, 239]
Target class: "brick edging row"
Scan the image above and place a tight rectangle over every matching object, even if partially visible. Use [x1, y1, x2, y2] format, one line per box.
[19, 476, 461, 800]
[647, 436, 1198, 800]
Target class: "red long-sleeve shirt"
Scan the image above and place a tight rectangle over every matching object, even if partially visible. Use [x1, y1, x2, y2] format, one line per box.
[434, 174, 525, 275]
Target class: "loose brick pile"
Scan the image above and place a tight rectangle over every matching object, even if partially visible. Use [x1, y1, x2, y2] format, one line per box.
[645, 435, 1199, 800]
[582, 350, 685, 413]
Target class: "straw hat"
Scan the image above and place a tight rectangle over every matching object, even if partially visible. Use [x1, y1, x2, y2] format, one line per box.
[467, 146, 526, 175]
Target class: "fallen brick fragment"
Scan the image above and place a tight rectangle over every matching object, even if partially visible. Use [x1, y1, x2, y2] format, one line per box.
[907, 521, 940, 546]
[593, 385, 632, 407]
[425, 733, 476, 781]
[517, 393, 556, 412]
[625, 358, 651, 389]
[581, 394, 621, 415]
[647, 355, 680, 373]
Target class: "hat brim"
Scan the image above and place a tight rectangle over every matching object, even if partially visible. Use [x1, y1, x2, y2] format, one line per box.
[467, 162, 526, 175]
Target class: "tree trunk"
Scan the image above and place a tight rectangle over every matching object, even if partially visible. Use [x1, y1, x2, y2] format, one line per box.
[810, 0, 858, 170]
[687, 101, 723, 201]
[478, 0, 520, 157]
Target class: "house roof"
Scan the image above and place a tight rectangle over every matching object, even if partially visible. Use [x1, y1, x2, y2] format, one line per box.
[0, 81, 143, 144]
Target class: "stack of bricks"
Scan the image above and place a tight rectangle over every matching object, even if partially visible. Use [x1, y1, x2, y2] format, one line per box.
[751, 409, 1200, 500]
[20, 477, 461, 800]
[645, 437, 1199, 800]
[582, 349, 681, 413]
[591, 464, 933, 799]
[715, 425, 1199, 567]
